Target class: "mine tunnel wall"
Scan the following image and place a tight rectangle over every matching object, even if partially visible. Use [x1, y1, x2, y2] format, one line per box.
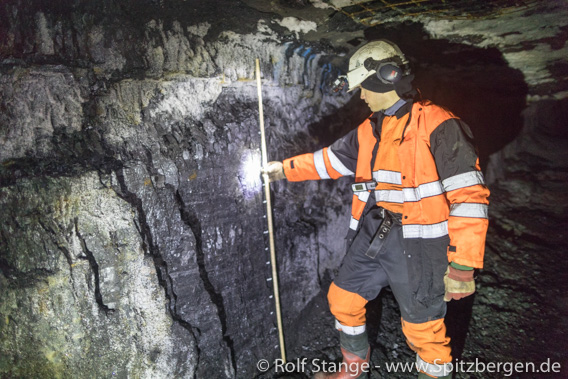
[1, 2, 567, 378]
[0, 7, 357, 377]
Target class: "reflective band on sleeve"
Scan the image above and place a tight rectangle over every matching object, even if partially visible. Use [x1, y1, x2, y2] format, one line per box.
[335, 319, 366, 335]
[403, 181, 444, 202]
[373, 170, 402, 185]
[313, 149, 331, 179]
[442, 171, 485, 192]
[416, 354, 452, 377]
[356, 191, 370, 202]
[375, 189, 404, 203]
[450, 203, 488, 218]
[328, 147, 354, 176]
[402, 221, 448, 239]
[349, 216, 359, 230]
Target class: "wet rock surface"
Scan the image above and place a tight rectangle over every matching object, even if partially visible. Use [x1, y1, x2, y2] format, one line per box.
[0, 3, 356, 375]
[1, 1, 567, 378]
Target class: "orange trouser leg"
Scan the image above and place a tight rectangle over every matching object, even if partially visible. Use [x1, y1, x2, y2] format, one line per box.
[327, 282, 368, 327]
[401, 317, 452, 364]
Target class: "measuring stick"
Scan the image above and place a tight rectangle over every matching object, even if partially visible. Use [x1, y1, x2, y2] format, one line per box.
[255, 58, 286, 362]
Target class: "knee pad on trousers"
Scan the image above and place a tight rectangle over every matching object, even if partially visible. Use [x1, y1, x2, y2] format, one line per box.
[328, 282, 368, 327]
[401, 317, 452, 365]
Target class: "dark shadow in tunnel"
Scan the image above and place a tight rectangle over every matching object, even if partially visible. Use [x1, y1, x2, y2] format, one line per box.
[364, 23, 529, 171]
[445, 293, 475, 365]
[306, 93, 371, 148]
[306, 23, 528, 170]
[365, 292, 386, 352]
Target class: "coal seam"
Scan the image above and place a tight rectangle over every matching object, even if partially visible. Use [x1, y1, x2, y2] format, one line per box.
[174, 190, 237, 374]
[112, 169, 201, 371]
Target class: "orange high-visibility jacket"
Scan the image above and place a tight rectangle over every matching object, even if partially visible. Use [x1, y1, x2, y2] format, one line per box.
[283, 100, 490, 268]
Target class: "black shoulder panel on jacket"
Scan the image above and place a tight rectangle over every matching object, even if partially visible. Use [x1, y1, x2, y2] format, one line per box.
[429, 118, 480, 181]
[329, 127, 360, 173]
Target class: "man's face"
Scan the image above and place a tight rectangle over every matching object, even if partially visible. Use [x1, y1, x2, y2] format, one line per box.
[360, 87, 399, 112]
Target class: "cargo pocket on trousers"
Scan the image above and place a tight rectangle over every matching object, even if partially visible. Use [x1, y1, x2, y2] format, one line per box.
[425, 236, 450, 301]
[407, 236, 450, 306]
[405, 239, 425, 305]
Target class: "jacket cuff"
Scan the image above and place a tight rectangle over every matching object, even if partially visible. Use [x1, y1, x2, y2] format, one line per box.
[450, 261, 474, 271]
[283, 157, 300, 181]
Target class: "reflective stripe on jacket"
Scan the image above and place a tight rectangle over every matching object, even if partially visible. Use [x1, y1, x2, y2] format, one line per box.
[283, 100, 490, 268]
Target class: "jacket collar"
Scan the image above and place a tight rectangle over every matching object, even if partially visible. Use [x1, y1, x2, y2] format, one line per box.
[384, 98, 408, 116]
[369, 99, 413, 135]
[370, 99, 412, 121]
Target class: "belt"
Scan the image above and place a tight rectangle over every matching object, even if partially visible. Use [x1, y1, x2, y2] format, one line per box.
[380, 207, 402, 224]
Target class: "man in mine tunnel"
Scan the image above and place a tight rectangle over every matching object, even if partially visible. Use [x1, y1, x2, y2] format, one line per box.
[263, 39, 490, 379]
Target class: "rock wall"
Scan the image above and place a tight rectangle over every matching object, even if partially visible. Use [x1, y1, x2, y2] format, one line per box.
[2, 1, 567, 378]
[0, 2, 358, 377]
[0, 172, 196, 378]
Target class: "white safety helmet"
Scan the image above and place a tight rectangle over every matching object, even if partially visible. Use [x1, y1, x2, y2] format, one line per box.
[346, 40, 410, 92]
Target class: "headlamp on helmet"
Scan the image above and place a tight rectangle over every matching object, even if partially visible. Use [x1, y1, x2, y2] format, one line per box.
[331, 75, 348, 93]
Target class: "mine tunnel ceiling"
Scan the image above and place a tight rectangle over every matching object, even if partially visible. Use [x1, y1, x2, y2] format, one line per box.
[317, 0, 539, 26]
[237, 0, 567, 98]
[242, 0, 544, 37]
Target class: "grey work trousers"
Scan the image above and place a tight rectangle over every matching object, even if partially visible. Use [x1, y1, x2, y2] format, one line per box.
[334, 206, 447, 323]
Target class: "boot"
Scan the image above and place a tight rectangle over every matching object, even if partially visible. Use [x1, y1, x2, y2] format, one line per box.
[313, 331, 370, 379]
